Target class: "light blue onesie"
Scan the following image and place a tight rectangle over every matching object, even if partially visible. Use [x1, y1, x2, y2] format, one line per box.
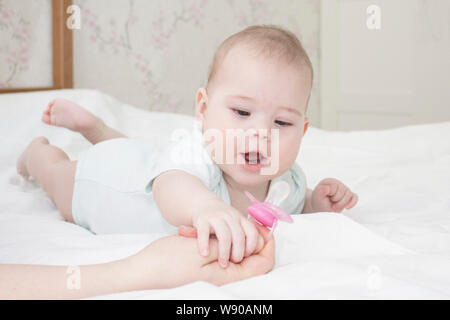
[72, 128, 307, 234]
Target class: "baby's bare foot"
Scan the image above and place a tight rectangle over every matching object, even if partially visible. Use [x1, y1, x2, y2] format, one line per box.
[17, 137, 49, 180]
[42, 98, 100, 133]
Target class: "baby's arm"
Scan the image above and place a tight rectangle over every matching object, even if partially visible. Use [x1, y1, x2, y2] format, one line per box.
[152, 170, 260, 267]
[152, 170, 221, 226]
[302, 178, 358, 213]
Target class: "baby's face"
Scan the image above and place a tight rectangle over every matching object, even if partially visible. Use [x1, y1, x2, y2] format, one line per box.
[196, 44, 311, 187]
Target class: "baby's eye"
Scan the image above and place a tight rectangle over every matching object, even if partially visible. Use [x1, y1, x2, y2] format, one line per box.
[233, 109, 251, 117]
[275, 120, 292, 127]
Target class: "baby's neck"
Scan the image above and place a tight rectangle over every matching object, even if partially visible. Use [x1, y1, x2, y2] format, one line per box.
[223, 174, 270, 216]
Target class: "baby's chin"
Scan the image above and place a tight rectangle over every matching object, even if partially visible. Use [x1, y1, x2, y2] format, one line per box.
[219, 163, 276, 187]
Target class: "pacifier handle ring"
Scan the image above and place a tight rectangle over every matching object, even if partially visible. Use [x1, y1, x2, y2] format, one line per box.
[244, 190, 259, 203]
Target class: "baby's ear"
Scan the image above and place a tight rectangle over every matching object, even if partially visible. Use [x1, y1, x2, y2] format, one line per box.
[195, 88, 208, 123]
[303, 117, 310, 135]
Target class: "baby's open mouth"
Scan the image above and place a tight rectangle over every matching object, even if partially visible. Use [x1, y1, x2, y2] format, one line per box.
[241, 152, 267, 165]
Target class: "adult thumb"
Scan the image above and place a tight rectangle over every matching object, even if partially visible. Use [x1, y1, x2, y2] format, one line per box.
[178, 225, 197, 238]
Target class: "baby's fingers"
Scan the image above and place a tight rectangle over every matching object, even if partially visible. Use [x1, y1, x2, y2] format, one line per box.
[345, 193, 358, 210]
[209, 219, 231, 268]
[330, 183, 346, 202]
[240, 218, 259, 257]
[225, 216, 245, 264]
[196, 221, 210, 257]
[176, 228, 227, 267]
[332, 189, 353, 212]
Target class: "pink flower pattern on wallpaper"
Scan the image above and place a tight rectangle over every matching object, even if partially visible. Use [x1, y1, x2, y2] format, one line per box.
[227, 0, 270, 26]
[0, 0, 31, 88]
[0, 0, 319, 115]
[74, 0, 320, 114]
[151, 0, 208, 51]
[80, 0, 210, 113]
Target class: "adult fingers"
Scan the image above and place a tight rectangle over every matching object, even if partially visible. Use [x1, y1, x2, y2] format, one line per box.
[238, 225, 275, 278]
[249, 220, 273, 246]
[178, 225, 197, 238]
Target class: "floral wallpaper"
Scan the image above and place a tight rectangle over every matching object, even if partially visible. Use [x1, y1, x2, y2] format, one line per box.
[0, 0, 320, 124]
[0, 0, 52, 89]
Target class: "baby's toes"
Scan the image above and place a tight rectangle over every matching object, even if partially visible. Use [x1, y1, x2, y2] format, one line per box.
[42, 100, 55, 124]
[41, 109, 52, 124]
[48, 99, 56, 108]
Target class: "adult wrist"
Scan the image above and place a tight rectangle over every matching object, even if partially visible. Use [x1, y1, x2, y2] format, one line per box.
[124, 251, 159, 291]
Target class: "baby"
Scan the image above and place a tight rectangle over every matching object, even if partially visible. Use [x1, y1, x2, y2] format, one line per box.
[17, 25, 358, 268]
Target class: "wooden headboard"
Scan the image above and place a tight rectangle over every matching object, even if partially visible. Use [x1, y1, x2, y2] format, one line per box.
[0, 0, 73, 94]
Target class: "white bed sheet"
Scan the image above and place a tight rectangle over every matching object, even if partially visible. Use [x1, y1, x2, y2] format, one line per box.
[0, 89, 449, 299]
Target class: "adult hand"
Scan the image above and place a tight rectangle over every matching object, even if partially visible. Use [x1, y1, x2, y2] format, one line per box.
[0, 222, 273, 299]
[127, 221, 275, 289]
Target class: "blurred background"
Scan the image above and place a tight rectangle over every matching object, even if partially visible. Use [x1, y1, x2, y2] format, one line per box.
[0, 0, 448, 130]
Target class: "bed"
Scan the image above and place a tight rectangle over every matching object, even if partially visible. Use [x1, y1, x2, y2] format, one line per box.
[0, 89, 449, 299]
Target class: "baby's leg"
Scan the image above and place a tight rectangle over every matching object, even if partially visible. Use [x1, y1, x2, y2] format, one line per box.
[17, 137, 76, 222]
[42, 98, 126, 145]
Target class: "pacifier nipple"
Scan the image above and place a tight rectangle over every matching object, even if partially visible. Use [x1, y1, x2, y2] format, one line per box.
[265, 181, 290, 207]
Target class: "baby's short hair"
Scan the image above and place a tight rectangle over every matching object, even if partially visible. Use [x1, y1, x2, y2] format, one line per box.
[207, 25, 314, 89]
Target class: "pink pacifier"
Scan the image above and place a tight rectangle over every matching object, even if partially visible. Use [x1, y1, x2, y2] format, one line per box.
[244, 181, 293, 236]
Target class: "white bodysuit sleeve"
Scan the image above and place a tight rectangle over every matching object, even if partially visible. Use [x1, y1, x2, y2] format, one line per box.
[277, 162, 308, 215]
[146, 129, 221, 192]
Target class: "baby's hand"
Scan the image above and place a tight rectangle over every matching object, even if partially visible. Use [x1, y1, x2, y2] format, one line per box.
[311, 178, 358, 213]
[191, 198, 260, 268]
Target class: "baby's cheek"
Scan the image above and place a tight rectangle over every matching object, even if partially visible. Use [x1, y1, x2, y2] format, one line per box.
[280, 139, 299, 158]
[266, 147, 294, 177]
[279, 155, 295, 173]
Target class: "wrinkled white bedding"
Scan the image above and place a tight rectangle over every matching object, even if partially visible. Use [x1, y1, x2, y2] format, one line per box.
[0, 89, 449, 299]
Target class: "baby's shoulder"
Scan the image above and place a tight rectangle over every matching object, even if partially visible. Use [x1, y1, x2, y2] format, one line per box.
[280, 162, 307, 186]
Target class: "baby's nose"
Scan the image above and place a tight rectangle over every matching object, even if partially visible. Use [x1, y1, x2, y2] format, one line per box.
[248, 127, 269, 139]
[246, 128, 270, 148]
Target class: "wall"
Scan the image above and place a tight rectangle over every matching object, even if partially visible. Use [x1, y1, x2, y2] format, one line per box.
[0, 0, 320, 125]
[72, 0, 321, 125]
[0, 0, 52, 89]
[320, 0, 450, 130]
[2, 1, 449, 130]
